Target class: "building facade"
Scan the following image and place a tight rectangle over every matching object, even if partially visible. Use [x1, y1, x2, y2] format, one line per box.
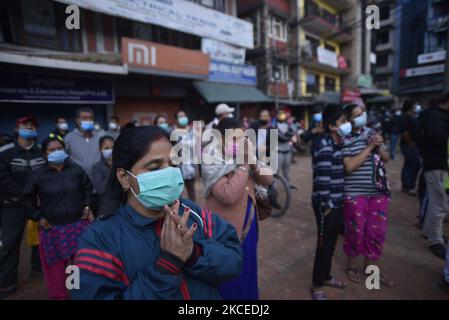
[370, 0, 397, 91]
[0, 0, 265, 139]
[393, 0, 448, 105]
[238, 0, 356, 122]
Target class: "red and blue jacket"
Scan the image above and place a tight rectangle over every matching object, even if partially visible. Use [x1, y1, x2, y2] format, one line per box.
[71, 199, 242, 300]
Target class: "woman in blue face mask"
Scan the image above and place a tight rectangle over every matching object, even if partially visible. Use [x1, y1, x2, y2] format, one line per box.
[174, 110, 197, 202]
[154, 114, 171, 133]
[71, 126, 242, 300]
[340, 105, 394, 287]
[91, 136, 115, 213]
[22, 137, 94, 300]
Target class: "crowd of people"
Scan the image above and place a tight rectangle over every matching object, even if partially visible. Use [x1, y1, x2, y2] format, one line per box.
[0, 96, 448, 300]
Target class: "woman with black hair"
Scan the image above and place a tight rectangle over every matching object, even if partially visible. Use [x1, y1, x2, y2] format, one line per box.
[154, 114, 170, 132]
[23, 137, 93, 299]
[340, 104, 394, 287]
[71, 126, 242, 300]
[92, 136, 115, 195]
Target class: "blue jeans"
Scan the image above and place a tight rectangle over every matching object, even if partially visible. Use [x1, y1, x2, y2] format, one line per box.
[400, 145, 421, 191]
[389, 133, 399, 160]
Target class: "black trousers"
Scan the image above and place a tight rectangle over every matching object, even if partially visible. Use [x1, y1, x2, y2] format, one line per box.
[0, 206, 41, 288]
[312, 201, 341, 287]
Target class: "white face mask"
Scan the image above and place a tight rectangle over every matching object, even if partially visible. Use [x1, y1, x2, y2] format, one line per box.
[58, 122, 68, 131]
[353, 112, 367, 129]
[338, 122, 352, 137]
[109, 122, 118, 131]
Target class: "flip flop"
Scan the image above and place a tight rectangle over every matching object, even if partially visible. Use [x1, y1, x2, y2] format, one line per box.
[379, 274, 395, 287]
[323, 277, 347, 289]
[363, 269, 395, 287]
[346, 268, 362, 283]
[310, 287, 328, 300]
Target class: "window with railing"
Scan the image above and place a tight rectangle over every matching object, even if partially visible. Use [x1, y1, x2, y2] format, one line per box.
[306, 72, 320, 94]
[304, 0, 347, 31]
[304, 35, 320, 58]
[376, 53, 389, 67]
[269, 15, 288, 42]
[2, 0, 82, 51]
[325, 76, 336, 91]
[272, 62, 289, 82]
[379, 5, 391, 21]
[187, 0, 227, 13]
[376, 31, 390, 45]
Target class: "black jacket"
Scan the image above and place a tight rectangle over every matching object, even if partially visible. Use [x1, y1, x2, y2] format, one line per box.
[91, 157, 111, 195]
[421, 106, 449, 172]
[24, 160, 93, 225]
[0, 141, 46, 207]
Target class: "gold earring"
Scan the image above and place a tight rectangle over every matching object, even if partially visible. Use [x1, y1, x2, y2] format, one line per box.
[122, 186, 128, 192]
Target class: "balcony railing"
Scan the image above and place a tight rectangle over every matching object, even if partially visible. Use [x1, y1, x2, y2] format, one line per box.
[300, 46, 351, 75]
[304, 1, 350, 32]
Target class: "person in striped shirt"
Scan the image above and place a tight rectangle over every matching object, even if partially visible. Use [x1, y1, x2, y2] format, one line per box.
[311, 105, 351, 300]
[341, 104, 394, 287]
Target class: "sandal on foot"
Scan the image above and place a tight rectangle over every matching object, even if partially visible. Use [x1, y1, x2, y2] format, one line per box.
[379, 274, 394, 287]
[324, 277, 347, 289]
[346, 268, 362, 283]
[310, 287, 328, 300]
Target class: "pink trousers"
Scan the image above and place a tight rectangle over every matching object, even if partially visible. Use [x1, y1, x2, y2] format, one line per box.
[38, 231, 72, 300]
[343, 195, 389, 261]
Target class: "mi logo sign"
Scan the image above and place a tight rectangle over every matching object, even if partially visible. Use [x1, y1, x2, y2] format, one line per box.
[128, 43, 157, 66]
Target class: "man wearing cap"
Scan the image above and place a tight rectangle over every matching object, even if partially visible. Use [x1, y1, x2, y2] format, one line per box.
[205, 103, 235, 130]
[0, 116, 46, 299]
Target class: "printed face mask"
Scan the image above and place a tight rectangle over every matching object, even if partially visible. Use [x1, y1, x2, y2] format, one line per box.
[127, 166, 184, 211]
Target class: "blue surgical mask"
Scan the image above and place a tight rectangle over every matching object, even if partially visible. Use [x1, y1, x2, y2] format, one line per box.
[313, 113, 322, 123]
[338, 122, 352, 137]
[102, 149, 113, 160]
[48, 150, 68, 164]
[353, 112, 367, 129]
[18, 128, 37, 139]
[178, 116, 189, 127]
[80, 121, 94, 132]
[127, 166, 184, 211]
[158, 123, 169, 131]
